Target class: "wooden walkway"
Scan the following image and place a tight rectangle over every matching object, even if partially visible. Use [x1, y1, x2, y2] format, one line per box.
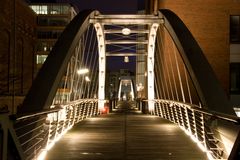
[45, 101, 207, 160]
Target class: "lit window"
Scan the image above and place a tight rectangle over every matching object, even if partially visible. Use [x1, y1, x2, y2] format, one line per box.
[37, 55, 48, 64]
[230, 15, 240, 43]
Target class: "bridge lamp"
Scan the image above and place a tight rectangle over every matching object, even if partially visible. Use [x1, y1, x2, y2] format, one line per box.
[77, 68, 89, 75]
[122, 27, 131, 35]
[124, 56, 129, 63]
[85, 76, 90, 82]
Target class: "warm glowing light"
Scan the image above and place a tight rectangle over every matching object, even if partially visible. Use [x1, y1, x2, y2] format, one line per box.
[207, 152, 215, 160]
[122, 28, 131, 35]
[130, 91, 134, 99]
[124, 56, 129, 63]
[85, 76, 90, 82]
[219, 133, 233, 155]
[77, 68, 89, 75]
[37, 150, 47, 160]
[197, 142, 207, 152]
[234, 107, 240, 117]
[37, 108, 74, 160]
[46, 141, 55, 150]
[179, 124, 215, 159]
[136, 83, 144, 91]
[102, 107, 106, 113]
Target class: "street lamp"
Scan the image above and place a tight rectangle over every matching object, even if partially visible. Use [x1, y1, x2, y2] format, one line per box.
[85, 76, 91, 98]
[85, 76, 90, 82]
[77, 68, 89, 75]
[124, 56, 129, 63]
[122, 27, 131, 35]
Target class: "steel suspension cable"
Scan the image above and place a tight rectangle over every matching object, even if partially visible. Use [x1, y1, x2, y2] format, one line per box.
[184, 67, 192, 104]
[75, 26, 91, 99]
[81, 26, 95, 99]
[88, 37, 98, 98]
[156, 31, 170, 100]
[154, 37, 163, 99]
[172, 39, 186, 103]
[155, 35, 166, 100]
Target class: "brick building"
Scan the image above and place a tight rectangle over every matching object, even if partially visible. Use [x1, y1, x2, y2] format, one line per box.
[0, 0, 36, 113]
[146, 0, 240, 106]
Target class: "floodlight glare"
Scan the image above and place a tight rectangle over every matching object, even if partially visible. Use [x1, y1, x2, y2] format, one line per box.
[77, 68, 89, 75]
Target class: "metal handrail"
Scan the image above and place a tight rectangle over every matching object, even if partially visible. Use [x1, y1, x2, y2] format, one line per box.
[1, 100, 100, 160]
[143, 99, 240, 159]
[10, 107, 62, 121]
[147, 99, 240, 124]
[9, 99, 99, 121]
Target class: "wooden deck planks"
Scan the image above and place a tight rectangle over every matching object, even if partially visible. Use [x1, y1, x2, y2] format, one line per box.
[45, 101, 207, 160]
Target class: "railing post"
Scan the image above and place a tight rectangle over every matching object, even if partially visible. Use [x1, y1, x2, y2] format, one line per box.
[158, 102, 164, 118]
[141, 99, 148, 114]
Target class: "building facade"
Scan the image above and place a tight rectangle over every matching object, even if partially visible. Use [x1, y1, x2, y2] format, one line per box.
[29, 3, 76, 74]
[28, 3, 77, 103]
[147, 0, 240, 106]
[0, 0, 36, 113]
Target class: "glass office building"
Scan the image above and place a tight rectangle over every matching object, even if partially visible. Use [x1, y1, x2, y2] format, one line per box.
[29, 3, 76, 72]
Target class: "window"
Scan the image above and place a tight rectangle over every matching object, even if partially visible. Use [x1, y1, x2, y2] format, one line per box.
[230, 15, 240, 43]
[37, 31, 62, 39]
[30, 4, 70, 15]
[230, 63, 240, 94]
[37, 42, 54, 52]
[30, 5, 47, 14]
[37, 55, 48, 64]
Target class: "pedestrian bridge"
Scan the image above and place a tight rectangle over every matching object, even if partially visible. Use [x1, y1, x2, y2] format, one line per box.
[45, 101, 207, 160]
[1, 9, 240, 160]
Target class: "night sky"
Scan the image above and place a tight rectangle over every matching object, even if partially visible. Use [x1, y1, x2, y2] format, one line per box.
[28, 0, 145, 13]
[28, 0, 146, 72]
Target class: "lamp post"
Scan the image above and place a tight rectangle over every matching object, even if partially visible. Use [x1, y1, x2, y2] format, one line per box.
[77, 68, 89, 75]
[85, 76, 90, 98]
[76, 68, 89, 98]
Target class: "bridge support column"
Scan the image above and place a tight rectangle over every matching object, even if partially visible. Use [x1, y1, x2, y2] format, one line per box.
[94, 23, 106, 112]
[147, 23, 159, 113]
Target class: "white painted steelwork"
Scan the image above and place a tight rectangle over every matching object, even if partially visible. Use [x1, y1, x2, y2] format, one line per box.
[90, 14, 162, 111]
[147, 23, 159, 112]
[118, 79, 135, 100]
[94, 23, 106, 111]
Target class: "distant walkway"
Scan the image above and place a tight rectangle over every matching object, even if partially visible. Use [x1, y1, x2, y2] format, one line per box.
[45, 101, 207, 160]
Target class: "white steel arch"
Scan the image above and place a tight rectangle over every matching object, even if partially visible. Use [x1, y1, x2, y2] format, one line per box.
[91, 14, 161, 112]
[118, 78, 135, 101]
[94, 23, 106, 111]
[147, 23, 159, 112]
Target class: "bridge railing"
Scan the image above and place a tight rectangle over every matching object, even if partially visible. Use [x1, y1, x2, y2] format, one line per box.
[141, 99, 240, 160]
[0, 99, 99, 160]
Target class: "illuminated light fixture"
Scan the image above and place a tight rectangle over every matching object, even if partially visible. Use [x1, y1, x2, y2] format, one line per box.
[77, 68, 89, 75]
[85, 76, 90, 82]
[124, 56, 129, 63]
[122, 27, 131, 35]
[37, 150, 47, 160]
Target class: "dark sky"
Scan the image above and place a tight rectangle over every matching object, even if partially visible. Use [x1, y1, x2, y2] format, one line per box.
[63, 0, 139, 14]
[29, 0, 145, 13]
